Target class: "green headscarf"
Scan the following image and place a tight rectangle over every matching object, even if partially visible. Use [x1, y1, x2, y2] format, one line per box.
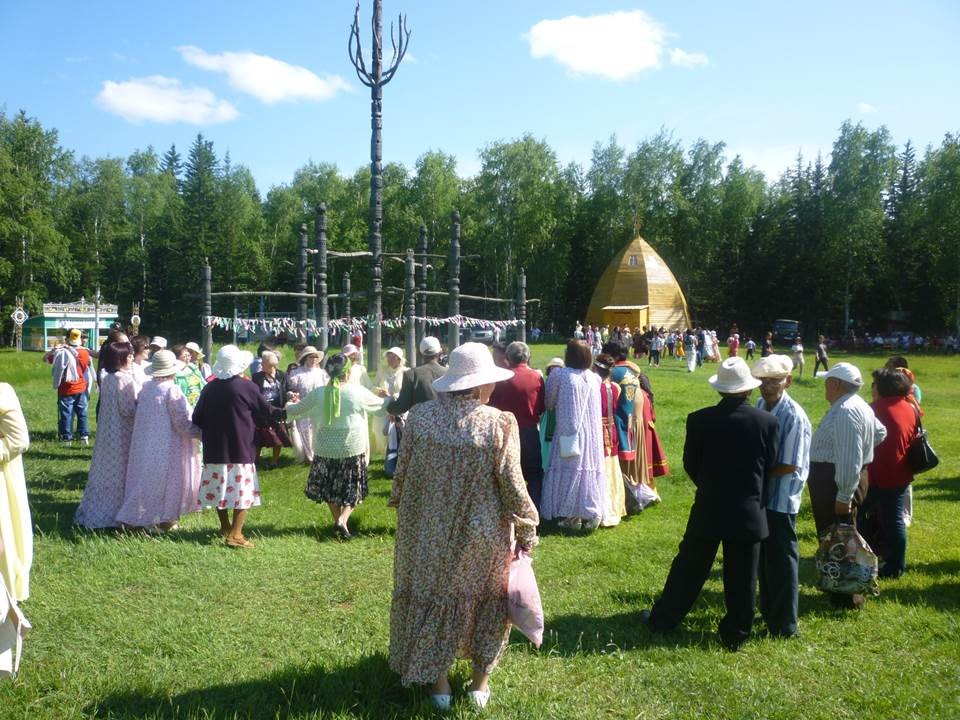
[325, 358, 352, 425]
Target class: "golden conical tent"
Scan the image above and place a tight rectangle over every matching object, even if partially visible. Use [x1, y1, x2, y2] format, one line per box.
[585, 235, 691, 330]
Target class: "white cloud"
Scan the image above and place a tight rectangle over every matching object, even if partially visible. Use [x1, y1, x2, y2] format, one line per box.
[670, 48, 709, 68]
[96, 76, 238, 124]
[526, 11, 668, 81]
[177, 45, 350, 103]
[857, 101, 878, 114]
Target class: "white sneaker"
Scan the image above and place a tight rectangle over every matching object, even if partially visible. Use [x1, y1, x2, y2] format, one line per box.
[430, 693, 452, 711]
[81, 436, 90, 446]
[468, 690, 491, 709]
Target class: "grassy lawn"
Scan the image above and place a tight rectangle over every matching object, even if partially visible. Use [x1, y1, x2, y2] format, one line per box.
[1, 344, 958, 719]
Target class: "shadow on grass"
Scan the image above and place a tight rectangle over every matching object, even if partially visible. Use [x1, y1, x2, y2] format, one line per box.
[88, 653, 433, 720]
[542, 609, 715, 655]
[914, 475, 960, 503]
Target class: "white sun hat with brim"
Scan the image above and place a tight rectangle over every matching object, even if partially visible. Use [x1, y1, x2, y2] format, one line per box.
[751, 354, 794, 379]
[145, 349, 184, 377]
[297, 345, 324, 364]
[184, 341, 204, 358]
[385, 346, 405, 363]
[432, 342, 514, 393]
[545, 357, 564, 370]
[708, 357, 762, 393]
[150, 336, 167, 349]
[815, 361, 863, 387]
[213, 344, 254, 380]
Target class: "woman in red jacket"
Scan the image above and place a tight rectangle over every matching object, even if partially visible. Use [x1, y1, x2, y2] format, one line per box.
[861, 368, 918, 578]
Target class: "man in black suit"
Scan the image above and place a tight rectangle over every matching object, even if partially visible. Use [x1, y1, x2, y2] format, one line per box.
[383, 336, 447, 415]
[641, 357, 779, 650]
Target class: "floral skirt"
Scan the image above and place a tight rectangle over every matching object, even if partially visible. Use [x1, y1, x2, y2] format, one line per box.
[305, 454, 367, 507]
[197, 463, 262, 511]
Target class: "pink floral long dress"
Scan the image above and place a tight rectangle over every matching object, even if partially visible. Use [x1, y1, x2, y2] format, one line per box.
[388, 396, 539, 687]
[116, 378, 201, 528]
[75, 370, 140, 529]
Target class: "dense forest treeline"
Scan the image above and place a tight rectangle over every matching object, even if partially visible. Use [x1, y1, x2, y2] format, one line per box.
[1, 109, 959, 340]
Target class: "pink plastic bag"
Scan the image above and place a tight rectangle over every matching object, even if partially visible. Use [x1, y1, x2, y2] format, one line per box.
[507, 547, 544, 648]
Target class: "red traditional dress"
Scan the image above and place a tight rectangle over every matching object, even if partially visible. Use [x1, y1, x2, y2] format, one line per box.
[599, 379, 626, 527]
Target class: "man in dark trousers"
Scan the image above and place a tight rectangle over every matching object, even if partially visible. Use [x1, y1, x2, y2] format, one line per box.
[383, 336, 447, 415]
[641, 357, 779, 650]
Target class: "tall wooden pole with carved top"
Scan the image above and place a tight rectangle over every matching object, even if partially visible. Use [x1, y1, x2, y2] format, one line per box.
[349, 0, 411, 373]
[315, 203, 329, 351]
[448, 211, 461, 351]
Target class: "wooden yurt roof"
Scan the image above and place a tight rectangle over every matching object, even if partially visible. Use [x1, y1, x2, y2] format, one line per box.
[586, 235, 691, 329]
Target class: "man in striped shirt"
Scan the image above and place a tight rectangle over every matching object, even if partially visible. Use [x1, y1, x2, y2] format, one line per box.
[809, 362, 887, 608]
[752, 355, 811, 637]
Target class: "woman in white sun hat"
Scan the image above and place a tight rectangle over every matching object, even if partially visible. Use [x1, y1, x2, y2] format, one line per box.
[388, 342, 539, 711]
[192, 345, 286, 548]
[286, 346, 328, 464]
[116, 350, 202, 532]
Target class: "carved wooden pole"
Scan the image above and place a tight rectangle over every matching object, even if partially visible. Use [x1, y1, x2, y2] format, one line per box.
[448, 210, 461, 350]
[315, 203, 329, 351]
[517, 269, 527, 343]
[202, 261, 212, 361]
[416, 224, 427, 346]
[343, 272, 352, 346]
[349, 0, 411, 373]
[404, 248, 416, 365]
[297, 223, 309, 323]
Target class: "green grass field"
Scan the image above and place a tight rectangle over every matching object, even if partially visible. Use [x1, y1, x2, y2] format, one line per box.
[0, 345, 958, 719]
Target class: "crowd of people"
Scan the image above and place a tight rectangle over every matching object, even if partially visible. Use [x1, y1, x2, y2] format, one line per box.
[0, 323, 930, 709]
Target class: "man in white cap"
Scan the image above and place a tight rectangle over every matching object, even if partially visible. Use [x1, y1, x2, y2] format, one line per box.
[385, 336, 447, 416]
[641, 357, 778, 650]
[751, 354, 811, 637]
[809, 361, 887, 609]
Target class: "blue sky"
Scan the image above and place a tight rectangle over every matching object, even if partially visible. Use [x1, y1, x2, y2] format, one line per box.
[2, 1, 958, 191]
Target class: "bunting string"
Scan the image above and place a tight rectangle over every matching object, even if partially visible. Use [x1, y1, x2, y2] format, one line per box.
[203, 314, 523, 337]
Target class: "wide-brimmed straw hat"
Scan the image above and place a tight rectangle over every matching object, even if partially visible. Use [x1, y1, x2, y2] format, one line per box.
[708, 357, 761, 393]
[545, 357, 565, 370]
[297, 345, 324, 364]
[213, 344, 254, 380]
[145, 349, 184, 377]
[432, 342, 513, 393]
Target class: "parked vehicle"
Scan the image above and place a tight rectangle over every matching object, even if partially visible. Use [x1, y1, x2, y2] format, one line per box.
[772, 318, 800, 344]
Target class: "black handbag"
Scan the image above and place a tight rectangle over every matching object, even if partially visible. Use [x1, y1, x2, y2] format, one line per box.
[906, 413, 939, 474]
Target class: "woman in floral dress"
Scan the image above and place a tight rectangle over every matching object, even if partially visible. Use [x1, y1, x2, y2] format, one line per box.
[116, 350, 201, 531]
[285, 354, 385, 539]
[75, 342, 140, 529]
[389, 343, 539, 711]
[541, 340, 607, 530]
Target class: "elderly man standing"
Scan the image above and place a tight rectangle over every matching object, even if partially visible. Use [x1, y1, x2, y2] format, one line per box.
[384, 337, 447, 416]
[809, 362, 887, 609]
[489, 341, 546, 510]
[641, 357, 778, 650]
[751, 355, 811, 638]
[52, 328, 94, 445]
